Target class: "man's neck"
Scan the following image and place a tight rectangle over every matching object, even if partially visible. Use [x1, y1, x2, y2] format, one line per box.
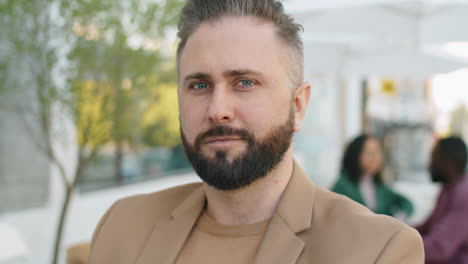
[203, 148, 294, 225]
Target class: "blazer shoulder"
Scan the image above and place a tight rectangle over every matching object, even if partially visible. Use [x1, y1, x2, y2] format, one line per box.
[94, 181, 203, 239]
[374, 224, 424, 263]
[314, 185, 418, 241]
[89, 182, 203, 263]
[302, 186, 423, 263]
[114, 182, 203, 213]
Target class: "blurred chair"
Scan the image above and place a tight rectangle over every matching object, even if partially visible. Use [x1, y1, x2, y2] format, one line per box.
[66, 242, 90, 264]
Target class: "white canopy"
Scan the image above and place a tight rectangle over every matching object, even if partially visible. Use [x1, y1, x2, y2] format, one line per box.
[284, 0, 468, 76]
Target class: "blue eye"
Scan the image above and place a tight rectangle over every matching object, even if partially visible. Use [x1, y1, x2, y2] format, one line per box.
[192, 82, 209, 90]
[237, 80, 254, 87]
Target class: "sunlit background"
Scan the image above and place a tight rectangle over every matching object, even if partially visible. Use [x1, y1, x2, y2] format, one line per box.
[1, 0, 468, 263]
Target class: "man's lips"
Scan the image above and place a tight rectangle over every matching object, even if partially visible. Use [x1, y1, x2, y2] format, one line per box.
[204, 136, 243, 144]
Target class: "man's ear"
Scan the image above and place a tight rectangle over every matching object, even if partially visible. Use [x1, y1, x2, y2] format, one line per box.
[293, 82, 311, 132]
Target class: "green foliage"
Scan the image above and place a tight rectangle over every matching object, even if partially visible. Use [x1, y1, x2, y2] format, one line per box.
[1, 2, 185, 263]
[65, 0, 185, 149]
[141, 80, 181, 148]
[1, 0, 185, 149]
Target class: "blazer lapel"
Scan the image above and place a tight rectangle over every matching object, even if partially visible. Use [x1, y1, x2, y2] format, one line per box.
[135, 161, 315, 264]
[255, 214, 305, 264]
[136, 186, 206, 264]
[256, 161, 316, 264]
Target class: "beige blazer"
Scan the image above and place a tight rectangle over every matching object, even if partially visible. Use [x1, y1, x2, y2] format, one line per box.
[67, 242, 90, 264]
[89, 163, 424, 264]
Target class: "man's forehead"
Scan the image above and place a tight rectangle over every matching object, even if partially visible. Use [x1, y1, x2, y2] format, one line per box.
[183, 20, 277, 51]
[177, 16, 288, 81]
[195, 15, 275, 38]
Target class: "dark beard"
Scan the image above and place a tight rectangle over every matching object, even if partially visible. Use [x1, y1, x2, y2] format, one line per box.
[180, 111, 294, 191]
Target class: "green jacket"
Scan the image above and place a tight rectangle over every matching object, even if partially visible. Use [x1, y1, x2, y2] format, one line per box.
[331, 174, 414, 217]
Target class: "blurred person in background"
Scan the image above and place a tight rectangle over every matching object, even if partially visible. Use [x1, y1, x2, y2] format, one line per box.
[88, 1, 424, 263]
[416, 136, 468, 264]
[332, 134, 414, 219]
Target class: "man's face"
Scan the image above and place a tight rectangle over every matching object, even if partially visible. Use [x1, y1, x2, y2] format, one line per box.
[177, 16, 307, 190]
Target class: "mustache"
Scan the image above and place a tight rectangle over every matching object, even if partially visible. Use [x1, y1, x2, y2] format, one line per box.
[195, 126, 253, 150]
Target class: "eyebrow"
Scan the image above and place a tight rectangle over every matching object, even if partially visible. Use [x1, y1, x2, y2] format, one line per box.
[183, 72, 211, 83]
[223, 69, 262, 78]
[183, 69, 263, 84]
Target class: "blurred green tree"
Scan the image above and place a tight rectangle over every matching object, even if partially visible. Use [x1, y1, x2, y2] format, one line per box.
[61, 1, 185, 263]
[66, 0, 183, 180]
[1, 0, 184, 263]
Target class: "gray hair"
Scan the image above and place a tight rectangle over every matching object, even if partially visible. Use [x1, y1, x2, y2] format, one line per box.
[176, 0, 304, 88]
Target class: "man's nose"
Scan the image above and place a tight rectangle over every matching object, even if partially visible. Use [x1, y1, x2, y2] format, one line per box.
[207, 87, 234, 124]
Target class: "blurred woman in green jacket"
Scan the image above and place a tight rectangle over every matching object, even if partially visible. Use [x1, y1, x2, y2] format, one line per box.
[332, 134, 414, 219]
